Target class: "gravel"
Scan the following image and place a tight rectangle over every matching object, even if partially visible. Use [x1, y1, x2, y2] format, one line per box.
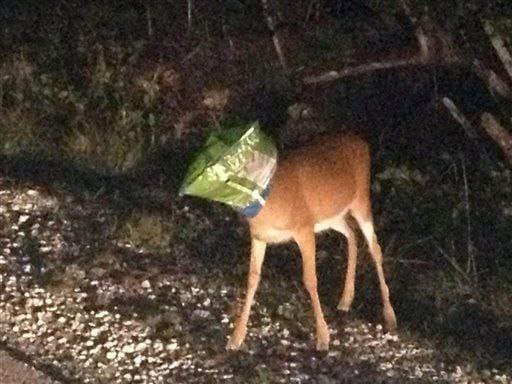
[1, 178, 511, 383]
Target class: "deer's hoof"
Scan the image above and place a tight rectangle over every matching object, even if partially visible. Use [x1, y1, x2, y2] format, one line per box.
[226, 336, 243, 351]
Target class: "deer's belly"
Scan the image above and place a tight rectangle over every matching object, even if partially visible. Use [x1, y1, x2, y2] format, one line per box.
[252, 211, 347, 244]
[254, 227, 294, 244]
[314, 211, 347, 233]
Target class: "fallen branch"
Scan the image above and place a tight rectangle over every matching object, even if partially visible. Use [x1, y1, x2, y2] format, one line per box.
[459, 152, 476, 279]
[434, 241, 472, 283]
[483, 20, 512, 82]
[473, 59, 512, 102]
[442, 99, 512, 167]
[187, 0, 193, 33]
[441, 97, 478, 139]
[261, 0, 288, 73]
[305, 0, 321, 23]
[145, 5, 153, 37]
[481, 112, 512, 167]
[399, 0, 430, 60]
[303, 58, 423, 84]
[303, 1, 439, 85]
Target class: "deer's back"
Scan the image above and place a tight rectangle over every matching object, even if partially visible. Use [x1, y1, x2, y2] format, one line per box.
[249, 134, 370, 243]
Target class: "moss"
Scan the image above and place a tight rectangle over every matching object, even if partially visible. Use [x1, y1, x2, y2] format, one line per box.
[117, 211, 173, 250]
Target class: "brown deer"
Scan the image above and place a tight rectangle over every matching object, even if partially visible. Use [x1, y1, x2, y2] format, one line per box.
[226, 133, 397, 351]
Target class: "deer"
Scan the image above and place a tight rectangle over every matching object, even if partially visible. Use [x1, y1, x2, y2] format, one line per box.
[226, 133, 397, 351]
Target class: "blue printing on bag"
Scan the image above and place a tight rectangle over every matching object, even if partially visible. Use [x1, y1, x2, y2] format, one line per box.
[239, 184, 272, 218]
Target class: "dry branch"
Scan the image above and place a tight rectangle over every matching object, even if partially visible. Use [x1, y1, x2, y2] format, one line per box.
[305, 0, 320, 23]
[187, 0, 193, 33]
[399, 0, 429, 60]
[261, 0, 288, 73]
[483, 20, 512, 82]
[441, 97, 478, 138]
[303, 1, 436, 85]
[481, 113, 512, 166]
[473, 59, 512, 102]
[303, 58, 423, 84]
[442, 100, 512, 168]
[146, 5, 153, 36]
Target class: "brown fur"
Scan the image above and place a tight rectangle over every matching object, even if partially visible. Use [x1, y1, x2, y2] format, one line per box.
[226, 134, 397, 351]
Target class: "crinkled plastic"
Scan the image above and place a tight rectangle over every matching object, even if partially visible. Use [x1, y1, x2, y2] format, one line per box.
[179, 122, 277, 214]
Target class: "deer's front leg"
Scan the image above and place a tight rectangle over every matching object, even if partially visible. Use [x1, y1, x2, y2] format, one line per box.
[226, 238, 266, 350]
[294, 228, 330, 351]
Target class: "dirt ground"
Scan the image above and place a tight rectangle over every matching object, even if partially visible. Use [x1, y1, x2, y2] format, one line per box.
[0, 349, 58, 384]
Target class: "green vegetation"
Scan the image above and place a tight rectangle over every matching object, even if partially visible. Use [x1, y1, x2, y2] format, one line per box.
[117, 211, 173, 250]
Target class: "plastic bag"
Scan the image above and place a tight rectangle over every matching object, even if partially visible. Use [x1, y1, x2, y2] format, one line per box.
[179, 122, 277, 216]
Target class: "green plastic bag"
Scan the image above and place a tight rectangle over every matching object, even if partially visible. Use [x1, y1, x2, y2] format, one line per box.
[179, 122, 277, 216]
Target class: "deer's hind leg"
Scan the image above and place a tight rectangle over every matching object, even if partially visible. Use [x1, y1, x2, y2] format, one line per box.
[351, 207, 397, 330]
[331, 217, 358, 312]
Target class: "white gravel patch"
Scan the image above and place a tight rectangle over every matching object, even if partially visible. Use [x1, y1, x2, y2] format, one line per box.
[1, 180, 511, 383]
